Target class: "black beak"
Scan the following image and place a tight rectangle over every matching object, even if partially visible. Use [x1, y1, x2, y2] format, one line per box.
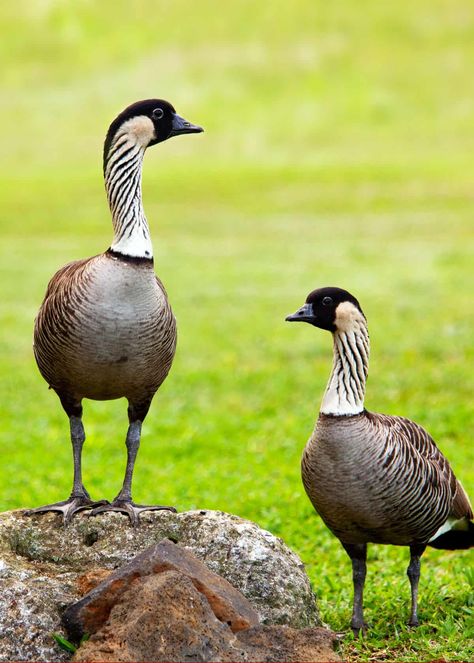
[285, 303, 315, 323]
[169, 113, 204, 137]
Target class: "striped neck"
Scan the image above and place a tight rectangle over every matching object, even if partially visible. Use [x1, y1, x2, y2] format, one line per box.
[104, 133, 153, 259]
[321, 320, 370, 416]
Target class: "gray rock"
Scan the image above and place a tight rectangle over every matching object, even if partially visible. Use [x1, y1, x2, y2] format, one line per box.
[0, 509, 320, 661]
[0, 565, 74, 662]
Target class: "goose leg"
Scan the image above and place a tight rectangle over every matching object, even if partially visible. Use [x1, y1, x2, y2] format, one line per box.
[342, 542, 368, 635]
[90, 402, 176, 526]
[25, 409, 107, 525]
[407, 544, 426, 627]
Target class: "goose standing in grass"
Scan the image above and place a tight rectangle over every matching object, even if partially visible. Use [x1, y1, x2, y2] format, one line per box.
[286, 287, 473, 632]
[27, 99, 203, 526]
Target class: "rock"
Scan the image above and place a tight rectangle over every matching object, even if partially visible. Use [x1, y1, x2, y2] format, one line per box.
[0, 509, 320, 661]
[73, 570, 246, 662]
[0, 565, 73, 662]
[76, 568, 112, 596]
[238, 625, 340, 662]
[63, 538, 260, 641]
[73, 570, 339, 663]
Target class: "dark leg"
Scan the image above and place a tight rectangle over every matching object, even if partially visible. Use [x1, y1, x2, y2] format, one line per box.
[342, 542, 368, 635]
[90, 400, 176, 526]
[407, 544, 426, 627]
[25, 404, 107, 525]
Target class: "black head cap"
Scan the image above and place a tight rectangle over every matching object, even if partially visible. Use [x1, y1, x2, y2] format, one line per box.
[103, 99, 203, 171]
[285, 286, 364, 332]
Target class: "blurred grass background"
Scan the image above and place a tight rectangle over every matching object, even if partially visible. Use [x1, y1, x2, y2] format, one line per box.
[0, 1, 473, 660]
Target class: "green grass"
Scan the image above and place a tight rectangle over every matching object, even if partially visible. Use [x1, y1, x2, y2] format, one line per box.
[1, 1, 473, 660]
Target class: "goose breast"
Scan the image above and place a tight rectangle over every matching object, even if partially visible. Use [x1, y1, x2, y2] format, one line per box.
[302, 412, 454, 546]
[34, 253, 177, 403]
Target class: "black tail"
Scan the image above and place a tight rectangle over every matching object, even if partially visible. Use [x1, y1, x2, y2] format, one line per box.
[429, 521, 474, 550]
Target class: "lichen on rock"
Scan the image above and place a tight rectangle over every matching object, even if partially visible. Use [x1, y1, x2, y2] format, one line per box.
[0, 508, 321, 662]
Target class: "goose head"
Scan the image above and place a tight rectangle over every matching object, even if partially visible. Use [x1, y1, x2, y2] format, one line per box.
[103, 99, 203, 169]
[286, 286, 365, 333]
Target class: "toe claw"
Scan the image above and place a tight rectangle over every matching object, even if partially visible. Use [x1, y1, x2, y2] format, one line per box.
[89, 500, 177, 526]
[25, 497, 108, 525]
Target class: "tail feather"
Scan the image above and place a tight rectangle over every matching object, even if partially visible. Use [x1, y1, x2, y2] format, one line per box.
[429, 520, 474, 550]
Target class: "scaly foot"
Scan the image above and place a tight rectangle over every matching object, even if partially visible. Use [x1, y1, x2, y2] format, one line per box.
[351, 622, 368, 637]
[89, 500, 177, 527]
[25, 496, 109, 526]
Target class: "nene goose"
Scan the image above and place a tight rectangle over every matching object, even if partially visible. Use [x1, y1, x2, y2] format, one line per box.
[286, 287, 473, 632]
[27, 99, 202, 526]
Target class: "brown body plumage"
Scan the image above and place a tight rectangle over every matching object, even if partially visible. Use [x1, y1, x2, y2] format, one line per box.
[26, 99, 202, 525]
[287, 286, 473, 632]
[302, 412, 472, 547]
[34, 253, 176, 409]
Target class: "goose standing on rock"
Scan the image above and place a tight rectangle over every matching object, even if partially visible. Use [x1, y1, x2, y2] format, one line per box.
[286, 287, 473, 632]
[27, 99, 203, 526]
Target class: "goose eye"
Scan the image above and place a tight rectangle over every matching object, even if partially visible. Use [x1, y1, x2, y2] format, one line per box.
[152, 108, 164, 120]
[322, 296, 333, 306]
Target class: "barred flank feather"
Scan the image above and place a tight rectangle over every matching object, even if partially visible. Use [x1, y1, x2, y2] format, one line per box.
[304, 411, 473, 548]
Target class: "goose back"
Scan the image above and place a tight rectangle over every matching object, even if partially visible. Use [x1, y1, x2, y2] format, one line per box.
[302, 411, 473, 546]
[34, 252, 177, 404]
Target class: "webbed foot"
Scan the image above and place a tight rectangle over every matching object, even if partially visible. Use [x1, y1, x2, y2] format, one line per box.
[89, 500, 177, 527]
[25, 496, 109, 526]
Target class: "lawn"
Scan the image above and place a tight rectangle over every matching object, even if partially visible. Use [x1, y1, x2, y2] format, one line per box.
[0, 1, 473, 660]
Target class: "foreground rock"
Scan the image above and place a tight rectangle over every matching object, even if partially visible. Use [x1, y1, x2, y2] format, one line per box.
[0, 508, 321, 661]
[63, 538, 260, 640]
[72, 568, 338, 662]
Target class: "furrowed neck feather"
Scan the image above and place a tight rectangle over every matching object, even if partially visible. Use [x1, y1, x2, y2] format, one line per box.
[104, 131, 153, 259]
[321, 319, 369, 416]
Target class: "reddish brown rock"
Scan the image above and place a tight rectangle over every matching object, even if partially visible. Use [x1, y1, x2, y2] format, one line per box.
[238, 624, 340, 662]
[63, 538, 259, 641]
[73, 570, 245, 662]
[73, 570, 339, 663]
[76, 568, 111, 596]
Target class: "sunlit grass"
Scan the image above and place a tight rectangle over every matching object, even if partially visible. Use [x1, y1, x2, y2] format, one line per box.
[0, 2, 473, 660]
